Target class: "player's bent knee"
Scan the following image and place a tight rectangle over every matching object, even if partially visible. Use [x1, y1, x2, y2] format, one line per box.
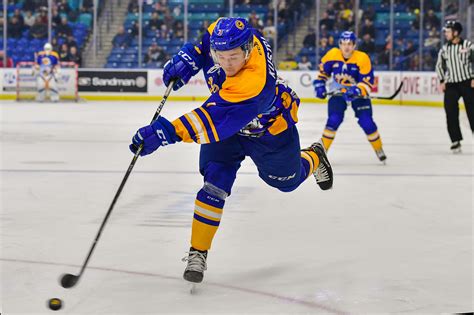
[327, 113, 344, 130]
[357, 116, 377, 134]
[201, 162, 238, 196]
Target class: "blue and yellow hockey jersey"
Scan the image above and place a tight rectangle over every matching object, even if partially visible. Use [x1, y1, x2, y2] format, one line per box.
[317, 47, 375, 95]
[36, 50, 60, 73]
[172, 19, 298, 143]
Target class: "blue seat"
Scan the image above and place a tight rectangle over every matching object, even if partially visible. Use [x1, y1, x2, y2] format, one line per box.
[78, 13, 92, 27]
[105, 62, 119, 68]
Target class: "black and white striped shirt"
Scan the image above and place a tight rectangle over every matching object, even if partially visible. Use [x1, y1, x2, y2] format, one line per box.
[435, 38, 474, 83]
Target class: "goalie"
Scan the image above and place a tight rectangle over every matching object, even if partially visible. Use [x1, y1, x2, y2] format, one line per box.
[34, 43, 60, 102]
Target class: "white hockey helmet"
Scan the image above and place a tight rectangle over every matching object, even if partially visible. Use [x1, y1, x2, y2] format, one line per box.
[44, 43, 53, 53]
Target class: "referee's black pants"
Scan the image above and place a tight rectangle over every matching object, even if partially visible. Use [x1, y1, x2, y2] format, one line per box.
[444, 80, 474, 142]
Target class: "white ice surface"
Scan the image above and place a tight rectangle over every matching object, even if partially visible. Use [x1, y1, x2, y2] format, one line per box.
[1, 100, 472, 314]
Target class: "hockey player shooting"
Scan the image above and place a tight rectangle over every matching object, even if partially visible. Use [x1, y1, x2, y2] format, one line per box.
[129, 17, 334, 285]
[313, 31, 387, 163]
[34, 43, 60, 102]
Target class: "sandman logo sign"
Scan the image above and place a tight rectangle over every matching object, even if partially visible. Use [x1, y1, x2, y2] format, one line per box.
[78, 71, 148, 92]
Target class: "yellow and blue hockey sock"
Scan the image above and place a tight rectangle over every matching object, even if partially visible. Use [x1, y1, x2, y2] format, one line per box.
[321, 128, 336, 151]
[367, 131, 383, 151]
[191, 187, 225, 251]
[300, 149, 320, 178]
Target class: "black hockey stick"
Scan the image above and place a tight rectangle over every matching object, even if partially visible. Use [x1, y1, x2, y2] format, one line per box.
[60, 81, 175, 289]
[326, 82, 404, 100]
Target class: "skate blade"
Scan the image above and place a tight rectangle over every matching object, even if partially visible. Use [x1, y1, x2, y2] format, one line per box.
[189, 283, 198, 294]
[452, 148, 462, 154]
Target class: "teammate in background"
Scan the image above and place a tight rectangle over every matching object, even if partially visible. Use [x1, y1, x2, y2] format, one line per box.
[129, 17, 334, 284]
[313, 31, 386, 163]
[34, 43, 60, 102]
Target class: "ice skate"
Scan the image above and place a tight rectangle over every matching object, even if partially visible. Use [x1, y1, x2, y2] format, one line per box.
[303, 140, 334, 190]
[182, 247, 207, 286]
[450, 141, 461, 153]
[375, 148, 387, 164]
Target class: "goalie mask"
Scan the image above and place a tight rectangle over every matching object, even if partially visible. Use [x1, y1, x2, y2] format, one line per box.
[44, 43, 53, 54]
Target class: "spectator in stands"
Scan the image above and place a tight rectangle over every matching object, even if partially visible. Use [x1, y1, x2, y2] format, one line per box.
[66, 46, 82, 67]
[59, 43, 69, 60]
[13, 9, 25, 29]
[56, 17, 72, 38]
[172, 5, 182, 18]
[303, 31, 316, 48]
[51, 37, 60, 52]
[326, 3, 336, 21]
[38, 7, 48, 24]
[411, 10, 420, 30]
[52, 7, 62, 26]
[422, 53, 433, 71]
[148, 12, 163, 31]
[154, 0, 168, 15]
[327, 35, 335, 48]
[298, 55, 312, 70]
[30, 16, 48, 39]
[7, 16, 23, 39]
[424, 9, 440, 30]
[163, 11, 174, 30]
[174, 21, 184, 39]
[319, 37, 329, 54]
[248, 10, 263, 32]
[0, 51, 14, 68]
[424, 27, 441, 48]
[198, 20, 210, 38]
[144, 43, 168, 67]
[319, 12, 334, 31]
[158, 24, 172, 40]
[66, 35, 78, 50]
[57, 0, 72, 17]
[263, 18, 276, 47]
[361, 18, 375, 38]
[81, 0, 93, 13]
[403, 40, 416, 57]
[24, 11, 36, 29]
[361, 5, 376, 21]
[112, 26, 131, 48]
[129, 20, 139, 37]
[409, 54, 420, 70]
[359, 33, 376, 54]
[128, 0, 138, 13]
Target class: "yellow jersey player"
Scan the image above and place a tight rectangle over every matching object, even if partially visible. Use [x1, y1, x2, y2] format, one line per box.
[129, 17, 334, 284]
[35, 43, 60, 102]
[313, 31, 387, 162]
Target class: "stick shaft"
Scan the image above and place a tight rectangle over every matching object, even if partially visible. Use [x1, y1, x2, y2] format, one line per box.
[75, 82, 175, 279]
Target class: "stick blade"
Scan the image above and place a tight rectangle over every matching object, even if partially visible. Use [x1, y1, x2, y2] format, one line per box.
[60, 273, 79, 288]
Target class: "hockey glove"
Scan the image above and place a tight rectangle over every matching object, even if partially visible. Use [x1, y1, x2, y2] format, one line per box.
[343, 85, 363, 102]
[129, 116, 180, 156]
[163, 43, 202, 91]
[313, 79, 327, 99]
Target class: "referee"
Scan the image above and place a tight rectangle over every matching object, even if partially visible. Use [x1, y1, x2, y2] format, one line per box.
[435, 20, 474, 153]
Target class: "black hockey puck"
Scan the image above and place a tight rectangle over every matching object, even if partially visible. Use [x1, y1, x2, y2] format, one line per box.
[48, 298, 62, 311]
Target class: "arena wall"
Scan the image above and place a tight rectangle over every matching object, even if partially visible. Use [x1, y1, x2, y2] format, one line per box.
[1, 69, 447, 106]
